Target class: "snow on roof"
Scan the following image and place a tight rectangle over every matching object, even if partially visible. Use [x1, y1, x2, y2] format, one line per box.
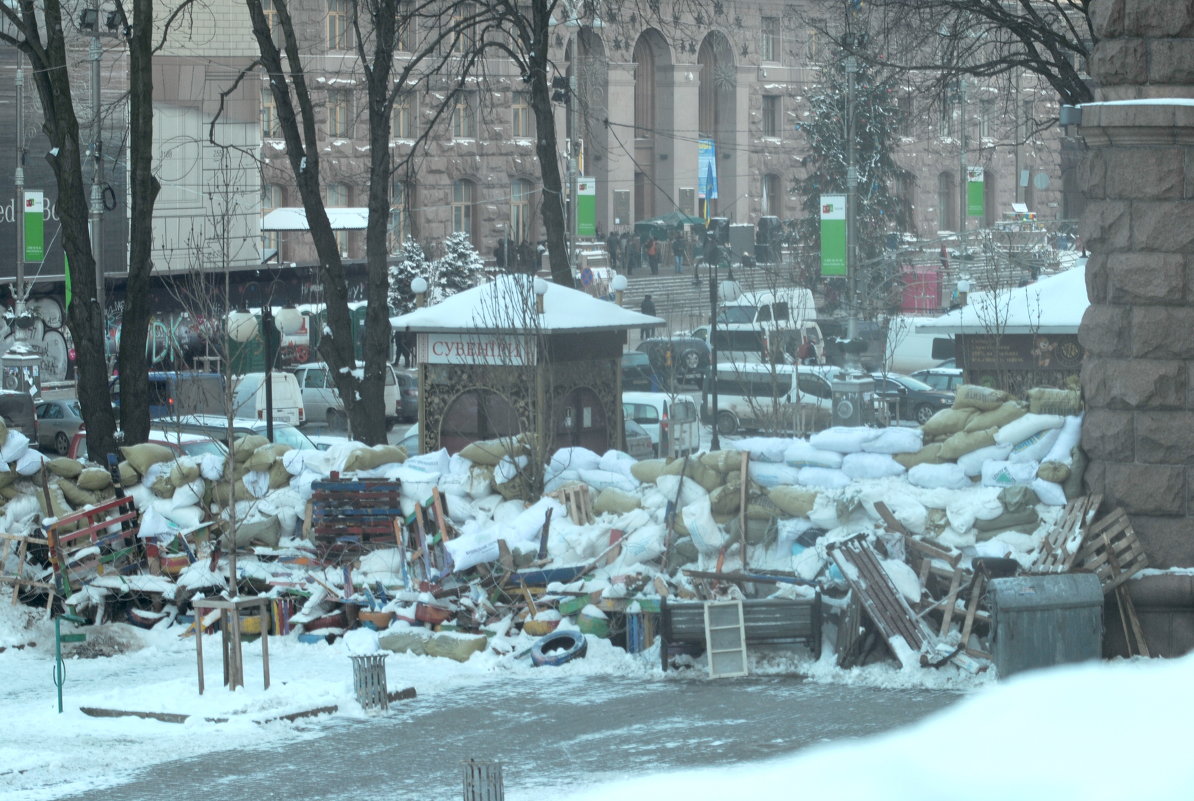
[916, 262, 1088, 336]
[261, 207, 369, 231]
[390, 274, 664, 334]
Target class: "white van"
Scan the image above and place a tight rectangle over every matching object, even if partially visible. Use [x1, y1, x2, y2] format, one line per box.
[291, 362, 400, 431]
[690, 319, 826, 367]
[703, 362, 836, 436]
[716, 288, 818, 327]
[886, 316, 955, 374]
[232, 372, 305, 426]
[621, 391, 701, 458]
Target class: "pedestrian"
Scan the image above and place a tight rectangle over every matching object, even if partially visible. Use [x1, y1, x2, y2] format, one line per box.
[517, 240, 534, 273]
[607, 230, 620, 272]
[671, 232, 686, 274]
[645, 236, 660, 275]
[640, 294, 657, 339]
[396, 328, 415, 369]
[494, 238, 507, 271]
[626, 234, 641, 275]
[796, 336, 814, 365]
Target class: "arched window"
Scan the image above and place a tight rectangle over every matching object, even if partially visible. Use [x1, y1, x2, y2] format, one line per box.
[633, 38, 655, 139]
[452, 179, 476, 242]
[440, 389, 520, 455]
[510, 178, 532, 243]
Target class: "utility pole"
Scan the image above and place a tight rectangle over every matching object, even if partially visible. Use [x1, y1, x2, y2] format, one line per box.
[844, 54, 858, 341]
[569, 69, 579, 268]
[14, 52, 26, 339]
[89, 0, 106, 316]
[957, 77, 967, 267]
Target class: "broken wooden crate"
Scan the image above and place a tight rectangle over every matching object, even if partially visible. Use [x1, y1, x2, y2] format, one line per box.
[305, 479, 403, 564]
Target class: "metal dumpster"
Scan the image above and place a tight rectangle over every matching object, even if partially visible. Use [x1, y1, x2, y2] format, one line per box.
[989, 573, 1103, 678]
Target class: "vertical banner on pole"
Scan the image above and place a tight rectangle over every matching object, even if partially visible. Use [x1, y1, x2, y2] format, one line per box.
[698, 139, 718, 221]
[24, 191, 44, 262]
[966, 166, 985, 218]
[576, 178, 596, 238]
[820, 195, 847, 277]
[64, 253, 71, 309]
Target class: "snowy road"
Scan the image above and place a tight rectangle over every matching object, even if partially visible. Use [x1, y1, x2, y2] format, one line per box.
[50, 673, 959, 801]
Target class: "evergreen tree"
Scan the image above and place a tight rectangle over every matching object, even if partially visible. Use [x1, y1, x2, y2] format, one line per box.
[387, 240, 429, 314]
[793, 56, 912, 314]
[430, 233, 486, 300]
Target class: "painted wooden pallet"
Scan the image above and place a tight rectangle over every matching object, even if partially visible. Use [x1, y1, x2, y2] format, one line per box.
[1075, 507, 1149, 592]
[1032, 494, 1102, 572]
[307, 479, 404, 564]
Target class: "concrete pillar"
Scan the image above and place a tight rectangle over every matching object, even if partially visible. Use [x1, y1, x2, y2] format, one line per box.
[1079, 0, 1194, 567]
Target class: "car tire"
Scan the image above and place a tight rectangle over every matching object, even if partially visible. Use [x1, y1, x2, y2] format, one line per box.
[914, 404, 937, 425]
[681, 349, 702, 373]
[328, 410, 348, 431]
[716, 411, 737, 436]
[54, 431, 71, 456]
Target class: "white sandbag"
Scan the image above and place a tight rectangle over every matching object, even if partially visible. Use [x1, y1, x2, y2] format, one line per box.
[543, 469, 581, 495]
[981, 460, 1040, 489]
[994, 413, 1064, 446]
[729, 437, 791, 463]
[882, 558, 922, 605]
[404, 448, 451, 475]
[161, 503, 203, 532]
[465, 468, 494, 499]
[907, 462, 971, 490]
[841, 452, 906, 480]
[749, 461, 804, 488]
[171, 478, 206, 509]
[599, 449, 637, 474]
[242, 470, 270, 499]
[494, 454, 528, 485]
[1032, 477, 1068, 507]
[784, 440, 844, 469]
[618, 523, 667, 566]
[1007, 426, 1061, 464]
[137, 503, 175, 543]
[682, 496, 728, 554]
[14, 448, 48, 476]
[549, 446, 602, 474]
[1, 430, 30, 463]
[797, 466, 852, 489]
[809, 426, 878, 454]
[445, 533, 500, 573]
[507, 496, 567, 544]
[655, 474, 709, 508]
[445, 495, 476, 525]
[200, 452, 226, 482]
[808, 494, 842, 529]
[1043, 414, 1083, 466]
[437, 471, 470, 498]
[792, 544, 827, 581]
[578, 467, 639, 493]
[869, 494, 928, 535]
[957, 443, 1014, 478]
[861, 427, 924, 455]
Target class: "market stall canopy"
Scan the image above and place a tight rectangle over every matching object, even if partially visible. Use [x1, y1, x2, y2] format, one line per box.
[261, 207, 369, 231]
[917, 261, 1088, 337]
[634, 211, 706, 240]
[391, 274, 664, 334]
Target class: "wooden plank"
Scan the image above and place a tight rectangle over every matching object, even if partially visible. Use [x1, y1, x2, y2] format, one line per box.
[738, 453, 749, 570]
[874, 501, 911, 537]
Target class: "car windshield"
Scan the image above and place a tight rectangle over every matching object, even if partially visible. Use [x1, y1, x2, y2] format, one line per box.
[623, 352, 651, 367]
[180, 440, 228, 459]
[716, 306, 757, 324]
[270, 424, 320, 451]
[890, 374, 934, 392]
[66, 401, 82, 417]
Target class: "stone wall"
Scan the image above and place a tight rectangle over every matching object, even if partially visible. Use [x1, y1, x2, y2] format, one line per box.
[1079, 0, 1194, 567]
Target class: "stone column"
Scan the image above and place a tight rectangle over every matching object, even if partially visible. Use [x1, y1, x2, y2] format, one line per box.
[1079, 0, 1194, 567]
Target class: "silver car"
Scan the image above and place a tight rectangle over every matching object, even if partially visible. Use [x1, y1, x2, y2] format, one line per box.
[36, 398, 83, 455]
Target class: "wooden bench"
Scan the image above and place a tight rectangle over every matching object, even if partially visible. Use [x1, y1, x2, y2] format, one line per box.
[658, 595, 822, 671]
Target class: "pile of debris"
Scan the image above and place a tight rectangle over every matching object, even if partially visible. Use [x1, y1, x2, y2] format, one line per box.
[0, 384, 1151, 674]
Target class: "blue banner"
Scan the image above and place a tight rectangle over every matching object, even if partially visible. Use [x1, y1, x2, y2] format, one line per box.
[698, 139, 718, 201]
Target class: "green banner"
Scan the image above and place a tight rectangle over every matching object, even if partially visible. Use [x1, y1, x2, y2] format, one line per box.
[23, 191, 44, 262]
[576, 177, 596, 238]
[820, 194, 847, 277]
[64, 253, 71, 310]
[966, 166, 984, 218]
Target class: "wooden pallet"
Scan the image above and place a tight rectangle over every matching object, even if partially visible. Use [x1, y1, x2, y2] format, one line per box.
[0, 532, 54, 612]
[549, 483, 592, 525]
[308, 479, 404, 564]
[1033, 494, 1102, 572]
[1075, 507, 1148, 592]
[46, 495, 142, 604]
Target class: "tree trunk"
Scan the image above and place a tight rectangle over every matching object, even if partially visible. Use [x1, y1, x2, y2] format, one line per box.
[527, 20, 575, 289]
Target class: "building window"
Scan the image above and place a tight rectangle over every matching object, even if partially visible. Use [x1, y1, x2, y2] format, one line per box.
[511, 91, 532, 138]
[761, 95, 781, 138]
[448, 2, 477, 53]
[328, 0, 352, 50]
[898, 94, 913, 136]
[806, 21, 826, 62]
[761, 19, 779, 63]
[761, 174, 781, 217]
[452, 91, 476, 139]
[937, 171, 956, 231]
[261, 183, 284, 257]
[939, 97, 954, 138]
[262, 0, 279, 37]
[392, 91, 414, 139]
[510, 178, 532, 243]
[978, 101, 992, 139]
[261, 86, 279, 138]
[328, 89, 352, 137]
[452, 179, 476, 241]
[397, 17, 414, 52]
[633, 38, 655, 139]
[390, 179, 413, 249]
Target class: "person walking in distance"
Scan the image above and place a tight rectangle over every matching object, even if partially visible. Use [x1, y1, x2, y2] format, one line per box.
[640, 294, 657, 339]
[645, 236, 660, 275]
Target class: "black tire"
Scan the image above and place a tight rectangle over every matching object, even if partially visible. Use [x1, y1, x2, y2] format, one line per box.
[914, 404, 936, 425]
[54, 431, 70, 456]
[681, 349, 702, 373]
[716, 411, 737, 436]
[327, 410, 348, 431]
[531, 630, 588, 667]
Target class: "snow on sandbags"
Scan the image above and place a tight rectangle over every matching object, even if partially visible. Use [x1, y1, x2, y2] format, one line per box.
[748, 460, 803, 488]
[282, 447, 327, 477]
[981, 460, 1040, 489]
[841, 452, 905, 480]
[682, 495, 728, 554]
[598, 449, 638, 476]
[729, 437, 791, 463]
[1031, 477, 1069, 506]
[809, 426, 878, 454]
[993, 413, 1065, 446]
[14, 449, 48, 477]
[784, 439, 843, 469]
[861, 426, 923, 455]
[907, 462, 971, 490]
[1, 430, 30, 463]
[616, 522, 668, 566]
[957, 443, 1013, 478]
[549, 446, 602, 474]
[543, 468, 580, 494]
[655, 473, 709, 508]
[797, 466, 852, 490]
[578, 468, 638, 493]
[1042, 414, 1083, 466]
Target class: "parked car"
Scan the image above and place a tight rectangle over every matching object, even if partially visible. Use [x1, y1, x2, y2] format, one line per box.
[870, 372, 956, 424]
[910, 366, 964, 393]
[622, 391, 701, 458]
[290, 362, 403, 430]
[170, 414, 323, 451]
[395, 369, 419, 423]
[69, 428, 227, 462]
[111, 372, 226, 419]
[232, 372, 305, 427]
[621, 351, 659, 391]
[0, 391, 38, 444]
[635, 336, 712, 385]
[35, 398, 84, 455]
[703, 362, 836, 436]
[622, 419, 655, 461]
